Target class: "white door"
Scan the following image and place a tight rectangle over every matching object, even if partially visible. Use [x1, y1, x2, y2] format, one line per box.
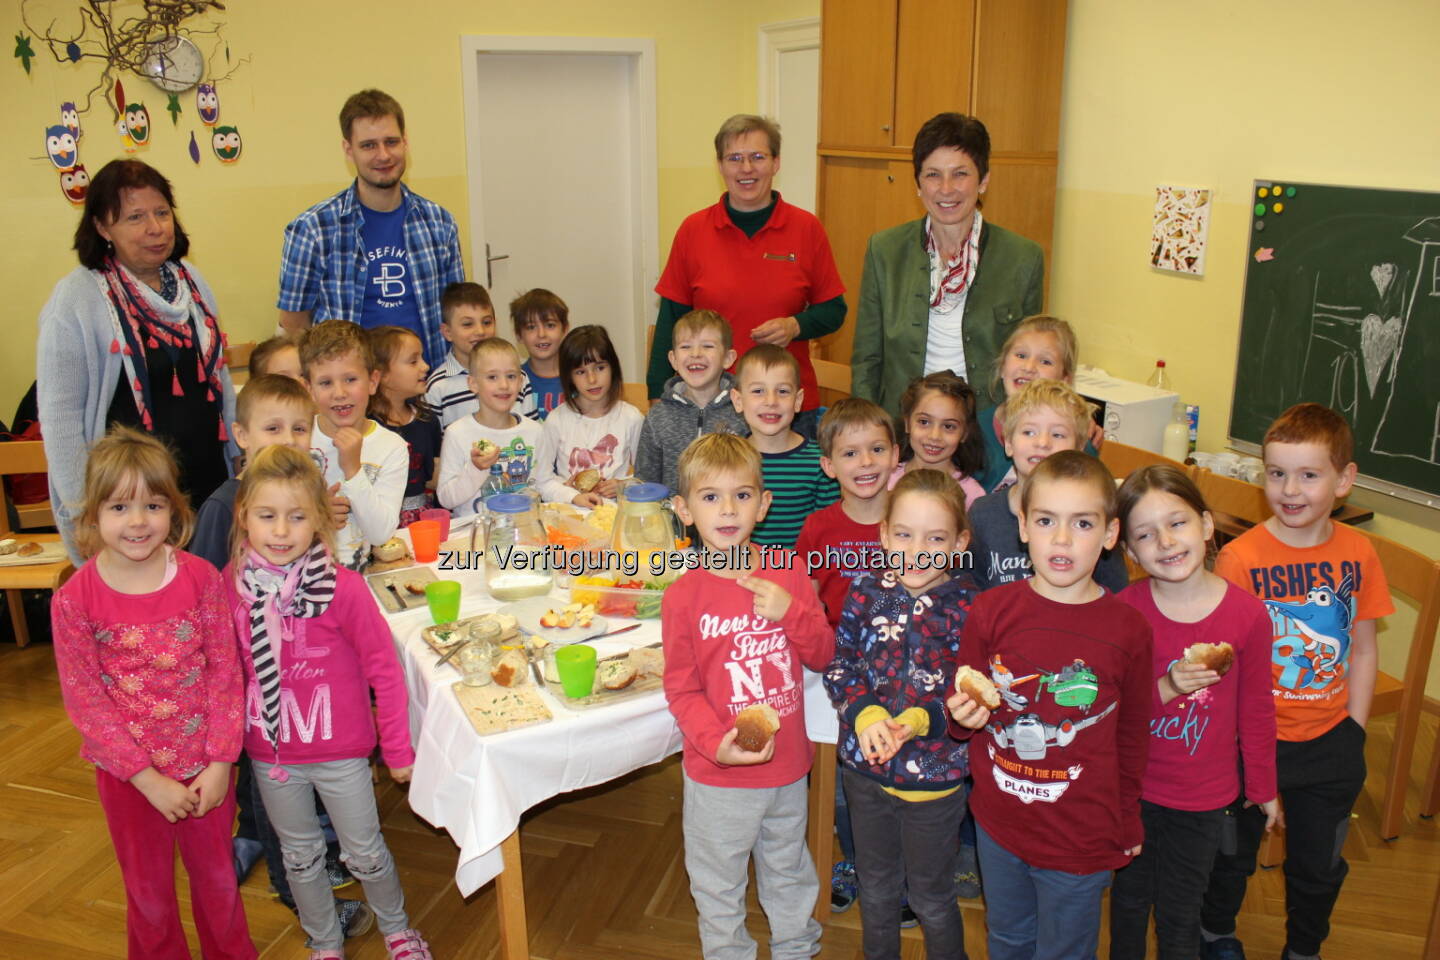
[759, 19, 821, 212]
[462, 39, 658, 378]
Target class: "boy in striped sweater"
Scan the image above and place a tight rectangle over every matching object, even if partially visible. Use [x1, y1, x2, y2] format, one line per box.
[732, 344, 837, 547]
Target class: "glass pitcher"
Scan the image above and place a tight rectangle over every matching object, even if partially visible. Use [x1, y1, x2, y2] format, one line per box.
[482, 493, 553, 601]
[612, 482, 684, 569]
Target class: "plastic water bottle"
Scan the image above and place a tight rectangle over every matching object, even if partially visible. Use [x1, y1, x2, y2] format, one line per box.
[480, 463, 507, 499]
[1162, 402, 1190, 462]
[1146, 359, 1171, 392]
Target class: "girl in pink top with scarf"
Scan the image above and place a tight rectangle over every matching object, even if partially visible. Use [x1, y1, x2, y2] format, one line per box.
[224, 446, 430, 960]
[51, 427, 254, 960]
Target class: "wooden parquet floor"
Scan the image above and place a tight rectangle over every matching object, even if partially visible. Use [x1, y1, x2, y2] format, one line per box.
[3, 638, 1437, 959]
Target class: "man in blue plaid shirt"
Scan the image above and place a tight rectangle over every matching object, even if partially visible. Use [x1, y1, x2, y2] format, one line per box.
[277, 89, 465, 368]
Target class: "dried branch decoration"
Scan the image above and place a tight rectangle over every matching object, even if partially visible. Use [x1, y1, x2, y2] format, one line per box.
[22, 0, 248, 119]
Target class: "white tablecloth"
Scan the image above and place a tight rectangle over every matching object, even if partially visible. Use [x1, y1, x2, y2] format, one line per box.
[382, 535, 837, 896]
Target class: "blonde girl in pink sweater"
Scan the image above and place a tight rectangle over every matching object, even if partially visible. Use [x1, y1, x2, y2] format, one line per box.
[224, 445, 429, 960]
[51, 426, 255, 960]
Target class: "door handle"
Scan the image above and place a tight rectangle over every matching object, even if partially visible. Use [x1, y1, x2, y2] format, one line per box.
[485, 242, 510, 288]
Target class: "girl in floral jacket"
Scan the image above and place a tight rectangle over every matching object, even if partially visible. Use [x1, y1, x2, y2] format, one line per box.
[824, 468, 977, 960]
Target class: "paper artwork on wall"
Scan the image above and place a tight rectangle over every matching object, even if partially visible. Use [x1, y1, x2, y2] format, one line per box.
[196, 82, 219, 125]
[212, 125, 241, 163]
[1150, 184, 1212, 275]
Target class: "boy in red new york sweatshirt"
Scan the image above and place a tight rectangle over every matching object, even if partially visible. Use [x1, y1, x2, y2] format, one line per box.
[662, 433, 834, 960]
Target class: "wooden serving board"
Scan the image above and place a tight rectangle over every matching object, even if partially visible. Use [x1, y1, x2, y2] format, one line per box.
[452, 681, 553, 736]
[365, 567, 438, 613]
[545, 643, 665, 711]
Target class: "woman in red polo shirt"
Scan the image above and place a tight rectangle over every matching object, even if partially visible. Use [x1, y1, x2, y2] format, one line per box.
[647, 114, 846, 438]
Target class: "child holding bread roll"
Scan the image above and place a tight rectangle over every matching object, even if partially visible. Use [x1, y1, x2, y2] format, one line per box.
[1109, 465, 1278, 960]
[824, 468, 977, 959]
[661, 433, 834, 960]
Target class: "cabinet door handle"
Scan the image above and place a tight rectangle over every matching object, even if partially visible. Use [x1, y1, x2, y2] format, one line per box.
[887, 175, 894, 183]
[881, 124, 891, 131]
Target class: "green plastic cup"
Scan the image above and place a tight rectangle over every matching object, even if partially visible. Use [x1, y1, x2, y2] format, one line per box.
[424, 580, 462, 624]
[554, 644, 598, 699]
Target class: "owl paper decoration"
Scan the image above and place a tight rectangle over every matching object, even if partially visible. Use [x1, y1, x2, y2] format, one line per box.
[212, 126, 242, 163]
[124, 103, 151, 145]
[60, 101, 81, 139]
[60, 164, 90, 204]
[196, 83, 219, 126]
[45, 125, 78, 170]
[116, 118, 136, 153]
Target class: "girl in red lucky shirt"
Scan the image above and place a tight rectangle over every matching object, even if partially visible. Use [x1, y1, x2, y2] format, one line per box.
[1109, 465, 1279, 960]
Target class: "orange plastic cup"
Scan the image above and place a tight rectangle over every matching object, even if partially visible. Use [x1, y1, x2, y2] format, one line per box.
[408, 520, 442, 563]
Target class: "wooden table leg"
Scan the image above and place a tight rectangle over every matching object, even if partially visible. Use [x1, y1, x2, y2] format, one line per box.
[808, 742, 837, 926]
[495, 827, 529, 960]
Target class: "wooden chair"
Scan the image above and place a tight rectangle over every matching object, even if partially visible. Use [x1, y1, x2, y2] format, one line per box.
[1097, 440, 1187, 480]
[1193, 468, 1440, 851]
[0, 441, 74, 647]
[812, 357, 852, 398]
[225, 340, 257, 387]
[621, 383, 649, 414]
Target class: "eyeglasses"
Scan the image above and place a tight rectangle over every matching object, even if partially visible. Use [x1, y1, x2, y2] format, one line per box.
[722, 151, 772, 166]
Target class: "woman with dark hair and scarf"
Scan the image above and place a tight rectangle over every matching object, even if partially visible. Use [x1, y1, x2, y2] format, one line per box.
[37, 158, 235, 559]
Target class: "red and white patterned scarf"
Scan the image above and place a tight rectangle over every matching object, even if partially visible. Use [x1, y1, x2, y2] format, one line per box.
[924, 210, 984, 313]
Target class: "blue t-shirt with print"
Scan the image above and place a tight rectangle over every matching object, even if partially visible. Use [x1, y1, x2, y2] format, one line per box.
[523, 359, 565, 420]
[358, 204, 421, 337]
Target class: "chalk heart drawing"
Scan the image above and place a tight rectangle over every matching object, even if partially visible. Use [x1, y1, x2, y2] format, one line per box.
[1370, 262, 1397, 298]
[1360, 313, 1402, 397]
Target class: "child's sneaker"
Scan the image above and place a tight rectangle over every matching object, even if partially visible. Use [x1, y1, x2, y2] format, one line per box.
[1201, 937, 1247, 960]
[327, 854, 356, 890]
[384, 928, 433, 960]
[337, 899, 374, 939]
[899, 895, 919, 928]
[830, 859, 858, 913]
[954, 843, 982, 899]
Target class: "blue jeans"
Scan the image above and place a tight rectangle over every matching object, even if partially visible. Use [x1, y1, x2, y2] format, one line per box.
[976, 824, 1111, 960]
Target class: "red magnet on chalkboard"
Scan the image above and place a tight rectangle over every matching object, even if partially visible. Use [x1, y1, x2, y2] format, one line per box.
[1253, 247, 1275, 263]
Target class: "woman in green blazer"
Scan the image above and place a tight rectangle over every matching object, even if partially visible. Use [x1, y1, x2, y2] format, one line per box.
[850, 113, 1044, 417]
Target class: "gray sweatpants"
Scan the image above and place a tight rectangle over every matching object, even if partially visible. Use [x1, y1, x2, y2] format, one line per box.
[682, 770, 823, 960]
[252, 757, 409, 950]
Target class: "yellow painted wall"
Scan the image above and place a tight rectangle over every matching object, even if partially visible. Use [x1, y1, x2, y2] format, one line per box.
[1052, 0, 1440, 691]
[4, 0, 818, 415]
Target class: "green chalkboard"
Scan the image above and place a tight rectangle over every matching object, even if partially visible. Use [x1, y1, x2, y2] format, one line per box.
[1231, 179, 1440, 507]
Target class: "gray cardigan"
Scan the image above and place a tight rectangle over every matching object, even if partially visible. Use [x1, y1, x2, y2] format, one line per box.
[36, 262, 236, 560]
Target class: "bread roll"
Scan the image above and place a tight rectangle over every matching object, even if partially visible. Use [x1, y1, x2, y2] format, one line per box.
[598, 658, 638, 690]
[372, 537, 407, 563]
[733, 704, 781, 753]
[955, 665, 1001, 710]
[1183, 642, 1234, 676]
[16, 542, 42, 557]
[490, 649, 529, 688]
[0, 539, 18, 556]
[627, 645, 664, 677]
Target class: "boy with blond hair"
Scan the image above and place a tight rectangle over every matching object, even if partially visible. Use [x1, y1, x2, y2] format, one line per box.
[1199, 402, 1393, 960]
[300, 320, 408, 569]
[636, 309, 747, 493]
[663, 432, 834, 960]
[436, 337, 545, 516]
[968, 378, 1129, 593]
[949, 450, 1152, 959]
[731, 344, 837, 547]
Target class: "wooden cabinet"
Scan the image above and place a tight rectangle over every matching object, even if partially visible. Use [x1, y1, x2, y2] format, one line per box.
[815, 0, 1068, 364]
